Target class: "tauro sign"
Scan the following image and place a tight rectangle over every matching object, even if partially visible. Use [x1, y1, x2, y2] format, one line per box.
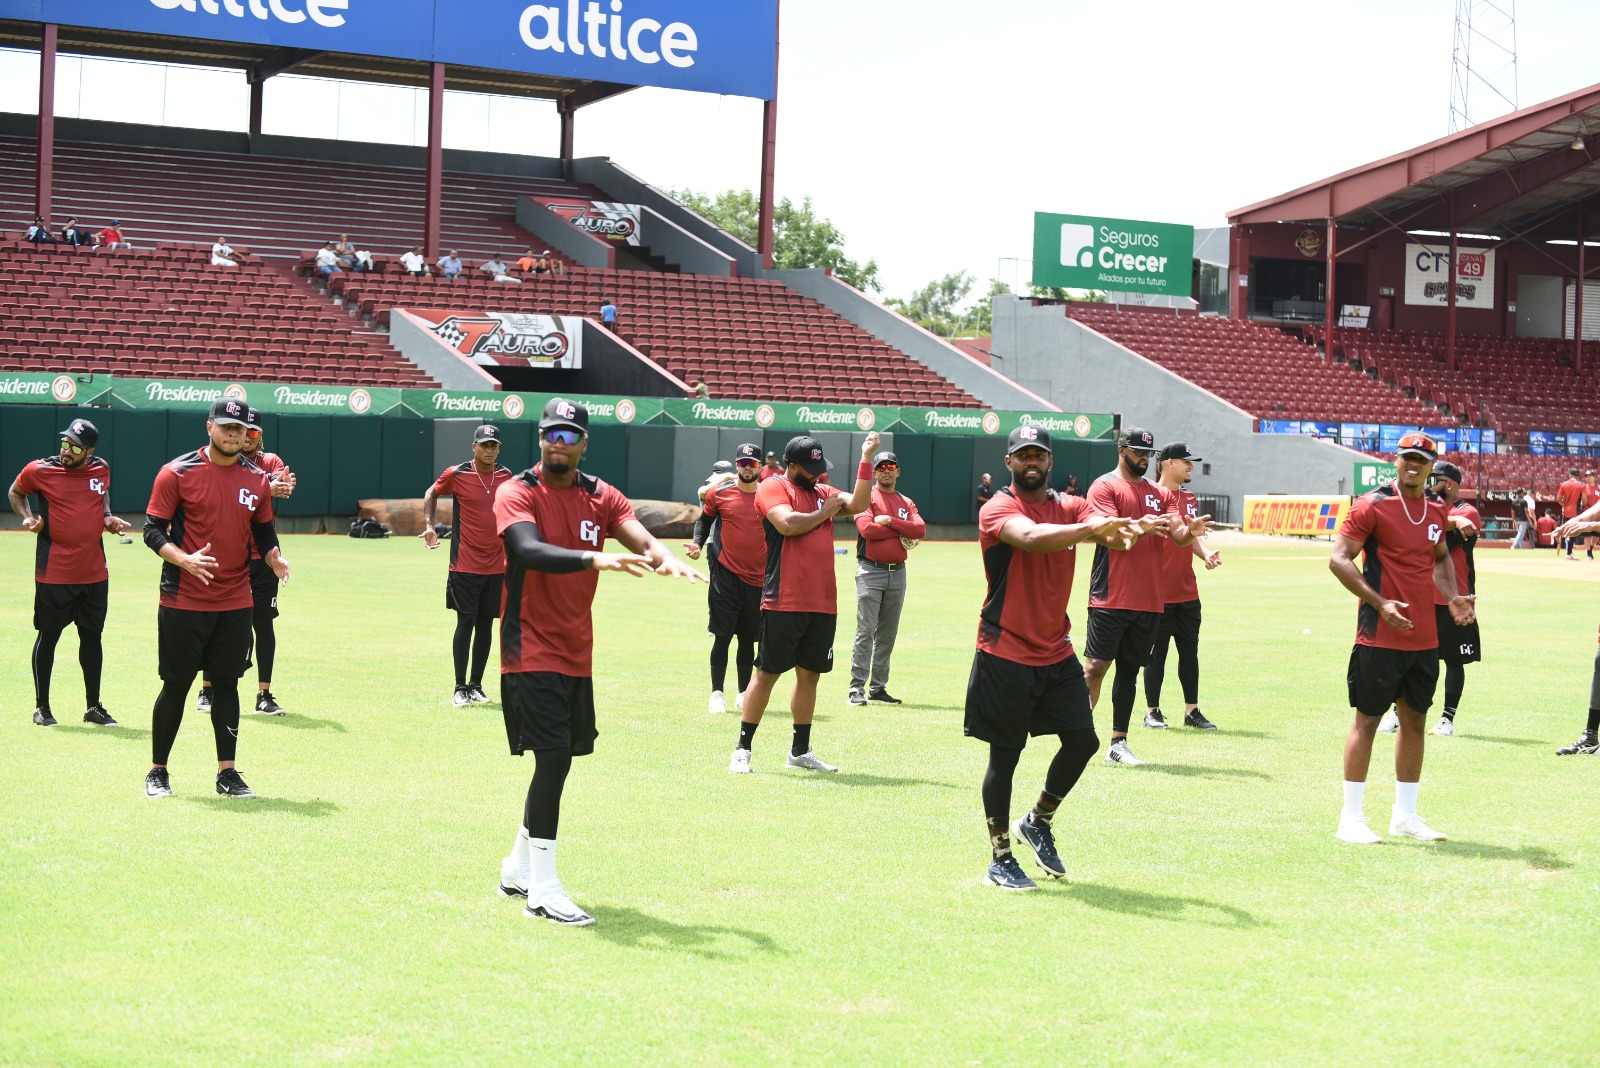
[537, 198, 643, 245]
[410, 309, 583, 369]
[1032, 212, 1194, 297]
[1242, 495, 1349, 536]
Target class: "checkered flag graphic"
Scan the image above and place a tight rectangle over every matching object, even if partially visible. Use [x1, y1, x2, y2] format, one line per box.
[435, 320, 467, 347]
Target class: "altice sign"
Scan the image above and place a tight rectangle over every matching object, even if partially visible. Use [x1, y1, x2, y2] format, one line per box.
[1032, 212, 1194, 297]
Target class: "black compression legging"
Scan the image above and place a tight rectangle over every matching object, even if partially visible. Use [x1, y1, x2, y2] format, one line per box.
[152, 676, 240, 764]
[710, 633, 756, 695]
[1144, 628, 1199, 708]
[32, 626, 103, 708]
[981, 730, 1101, 822]
[1444, 662, 1465, 710]
[524, 747, 573, 839]
[453, 613, 495, 686]
[1110, 651, 1145, 734]
[254, 614, 276, 686]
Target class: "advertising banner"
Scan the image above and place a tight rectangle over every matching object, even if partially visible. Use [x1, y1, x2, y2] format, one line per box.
[657, 398, 886, 431]
[1242, 495, 1350, 536]
[1032, 212, 1194, 297]
[892, 408, 1116, 439]
[8, 0, 779, 100]
[1404, 242, 1497, 310]
[107, 378, 401, 416]
[406, 308, 583, 368]
[399, 389, 656, 426]
[535, 198, 643, 246]
[1353, 461, 1397, 493]
[0, 371, 99, 405]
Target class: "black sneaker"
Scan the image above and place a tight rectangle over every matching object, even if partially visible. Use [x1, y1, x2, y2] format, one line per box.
[1556, 731, 1599, 756]
[867, 689, 902, 705]
[216, 768, 257, 797]
[468, 683, 492, 704]
[83, 703, 118, 726]
[983, 854, 1038, 891]
[33, 706, 56, 727]
[1143, 709, 1169, 729]
[196, 687, 213, 714]
[254, 690, 285, 716]
[847, 688, 867, 706]
[145, 768, 172, 797]
[1184, 708, 1219, 730]
[1013, 814, 1067, 878]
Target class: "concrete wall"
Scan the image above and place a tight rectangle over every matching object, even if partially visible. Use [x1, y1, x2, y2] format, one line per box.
[766, 269, 1059, 412]
[515, 197, 614, 269]
[991, 296, 1364, 505]
[389, 311, 502, 391]
[569, 157, 763, 277]
[639, 205, 734, 277]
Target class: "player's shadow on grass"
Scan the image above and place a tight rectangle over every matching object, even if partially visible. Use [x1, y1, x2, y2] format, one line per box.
[1066, 882, 1259, 928]
[251, 714, 348, 733]
[1433, 841, 1572, 870]
[1459, 733, 1548, 748]
[1138, 763, 1272, 781]
[807, 771, 961, 791]
[180, 795, 340, 817]
[51, 724, 149, 739]
[591, 906, 783, 960]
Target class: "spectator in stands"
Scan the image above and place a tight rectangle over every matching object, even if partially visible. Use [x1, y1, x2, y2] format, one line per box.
[516, 248, 540, 275]
[315, 241, 343, 278]
[60, 218, 92, 247]
[545, 251, 565, 278]
[599, 297, 619, 331]
[480, 254, 520, 284]
[26, 216, 56, 245]
[334, 234, 359, 271]
[95, 220, 130, 251]
[211, 237, 243, 267]
[399, 246, 428, 277]
[437, 250, 463, 281]
[689, 378, 711, 399]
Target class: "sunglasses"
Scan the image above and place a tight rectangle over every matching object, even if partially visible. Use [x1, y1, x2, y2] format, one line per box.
[875, 463, 898, 471]
[543, 429, 583, 446]
[735, 459, 760, 468]
[61, 440, 86, 455]
[246, 428, 262, 440]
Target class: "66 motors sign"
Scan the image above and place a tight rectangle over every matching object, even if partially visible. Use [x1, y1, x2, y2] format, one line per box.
[411, 309, 582, 368]
[537, 198, 643, 245]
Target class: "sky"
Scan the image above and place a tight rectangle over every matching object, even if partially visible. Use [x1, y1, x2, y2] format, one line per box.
[2, 0, 1598, 306]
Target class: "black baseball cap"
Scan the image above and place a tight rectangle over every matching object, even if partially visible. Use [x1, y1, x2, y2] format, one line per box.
[872, 450, 898, 468]
[1433, 461, 1464, 484]
[246, 406, 263, 431]
[209, 398, 249, 426]
[1118, 426, 1157, 452]
[1157, 442, 1202, 462]
[1396, 431, 1439, 460]
[1006, 425, 1052, 455]
[539, 398, 588, 434]
[473, 424, 502, 444]
[734, 443, 761, 463]
[711, 460, 735, 475]
[783, 435, 833, 476]
[60, 418, 99, 448]
[1571, 467, 1581, 477]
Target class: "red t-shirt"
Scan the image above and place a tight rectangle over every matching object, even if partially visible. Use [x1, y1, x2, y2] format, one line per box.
[758, 466, 781, 481]
[1558, 478, 1585, 519]
[702, 482, 765, 586]
[1337, 485, 1448, 651]
[1584, 483, 1600, 509]
[147, 448, 275, 612]
[854, 487, 926, 564]
[433, 461, 513, 574]
[1435, 498, 1481, 605]
[1087, 473, 1175, 613]
[757, 475, 843, 614]
[1158, 487, 1201, 604]
[976, 488, 1090, 666]
[246, 451, 286, 561]
[14, 456, 111, 584]
[494, 465, 637, 677]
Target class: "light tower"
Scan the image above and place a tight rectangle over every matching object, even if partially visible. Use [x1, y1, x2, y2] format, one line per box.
[1449, 0, 1519, 131]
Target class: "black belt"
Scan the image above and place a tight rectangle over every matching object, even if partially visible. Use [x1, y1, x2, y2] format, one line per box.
[861, 559, 904, 571]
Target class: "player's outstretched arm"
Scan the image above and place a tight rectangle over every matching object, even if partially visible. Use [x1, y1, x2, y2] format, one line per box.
[144, 514, 218, 585]
[839, 431, 882, 516]
[1433, 538, 1475, 624]
[418, 484, 442, 548]
[615, 518, 704, 582]
[8, 478, 40, 531]
[1000, 514, 1132, 553]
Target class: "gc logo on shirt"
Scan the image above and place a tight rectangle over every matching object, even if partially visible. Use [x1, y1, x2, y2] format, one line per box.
[1144, 494, 1163, 512]
[89, 478, 106, 496]
[239, 488, 260, 510]
[579, 520, 602, 546]
[1427, 523, 1442, 542]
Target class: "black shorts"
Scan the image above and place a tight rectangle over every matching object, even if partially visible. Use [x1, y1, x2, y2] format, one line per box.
[1156, 600, 1202, 647]
[502, 671, 597, 756]
[158, 605, 254, 683]
[446, 571, 503, 619]
[1435, 604, 1482, 665]
[707, 558, 762, 641]
[1347, 645, 1440, 716]
[756, 610, 836, 675]
[34, 580, 108, 633]
[964, 650, 1094, 749]
[249, 558, 280, 620]
[1083, 607, 1162, 664]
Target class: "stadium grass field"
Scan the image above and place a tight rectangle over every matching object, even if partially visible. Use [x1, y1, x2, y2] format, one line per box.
[1, 530, 1597, 1067]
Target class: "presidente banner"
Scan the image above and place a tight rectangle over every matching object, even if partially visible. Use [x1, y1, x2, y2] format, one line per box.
[0, 371, 103, 405]
[1404, 242, 1496, 310]
[535, 197, 644, 246]
[2, 0, 779, 100]
[407, 308, 583, 368]
[400, 389, 656, 425]
[1242, 495, 1350, 536]
[1033, 212, 1194, 297]
[895, 408, 1117, 440]
[106, 378, 403, 416]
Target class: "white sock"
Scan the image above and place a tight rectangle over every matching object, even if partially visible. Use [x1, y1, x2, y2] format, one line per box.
[1395, 781, 1419, 817]
[507, 825, 530, 868]
[529, 836, 559, 892]
[1342, 781, 1366, 819]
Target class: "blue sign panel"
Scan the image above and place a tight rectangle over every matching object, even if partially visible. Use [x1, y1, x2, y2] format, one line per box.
[2, 0, 778, 100]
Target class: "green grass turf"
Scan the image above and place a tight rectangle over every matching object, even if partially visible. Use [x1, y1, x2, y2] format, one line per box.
[1, 532, 1597, 1067]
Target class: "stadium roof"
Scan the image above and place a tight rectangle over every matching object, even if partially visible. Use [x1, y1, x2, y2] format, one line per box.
[0, 18, 636, 106]
[1228, 82, 1600, 239]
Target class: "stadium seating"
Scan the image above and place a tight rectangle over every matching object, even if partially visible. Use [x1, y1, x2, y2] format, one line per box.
[0, 240, 436, 386]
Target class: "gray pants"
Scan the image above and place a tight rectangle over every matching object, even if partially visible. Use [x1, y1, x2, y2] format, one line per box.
[1511, 521, 1531, 549]
[851, 562, 907, 692]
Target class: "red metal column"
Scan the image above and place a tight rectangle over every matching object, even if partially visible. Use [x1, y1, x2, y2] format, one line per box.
[1446, 204, 1459, 373]
[424, 62, 445, 259]
[1577, 201, 1586, 373]
[756, 2, 780, 271]
[1231, 226, 1248, 320]
[1322, 219, 1336, 359]
[35, 23, 56, 223]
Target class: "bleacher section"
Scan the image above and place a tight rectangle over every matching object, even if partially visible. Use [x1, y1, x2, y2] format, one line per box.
[343, 272, 982, 407]
[0, 241, 435, 387]
[1060, 303, 1443, 424]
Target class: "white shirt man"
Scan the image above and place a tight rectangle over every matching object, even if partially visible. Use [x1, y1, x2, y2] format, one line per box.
[211, 240, 239, 267]
[314, 246, 341, 275]
[399, 248, 426, 275]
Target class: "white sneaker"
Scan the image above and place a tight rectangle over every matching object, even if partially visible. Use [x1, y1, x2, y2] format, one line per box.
[785, 749, 838, 772]
[1104, 738, 1145, 766]
[1430, 717, 1454, 736]
[734, 691, 744, 712]
[728, 748, 752, 774]
[708, 691, 726, 715]
[525, 886, 594, 926]
[1389, 808, 1447, 841]
[1377, 709, 1399, 733]
[499, 857, 530, 898]
[1336, 813, 1383, 844]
